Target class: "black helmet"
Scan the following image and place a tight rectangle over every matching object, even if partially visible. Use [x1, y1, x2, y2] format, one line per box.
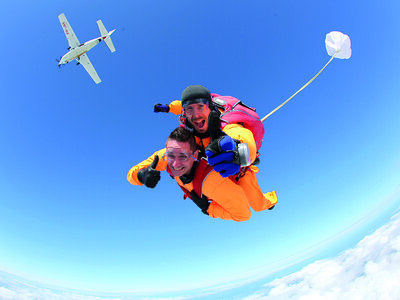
[181, 85, 212, 108]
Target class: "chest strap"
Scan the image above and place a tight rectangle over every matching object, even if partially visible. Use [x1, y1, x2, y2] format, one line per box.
[168, 158, 213, 200]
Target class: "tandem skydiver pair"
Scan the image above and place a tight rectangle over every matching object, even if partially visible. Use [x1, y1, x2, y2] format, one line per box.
[127, 85, 277, 221]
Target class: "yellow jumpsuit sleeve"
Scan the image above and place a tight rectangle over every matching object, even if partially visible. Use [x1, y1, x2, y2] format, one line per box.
[127, 149, 168, 186]
[222, 124, 258, 163]
[168, 100, 183, 115]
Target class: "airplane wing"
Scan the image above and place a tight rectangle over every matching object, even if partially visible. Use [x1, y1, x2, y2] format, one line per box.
[58, 13, 80, 49]
[78, 53, 102, 84]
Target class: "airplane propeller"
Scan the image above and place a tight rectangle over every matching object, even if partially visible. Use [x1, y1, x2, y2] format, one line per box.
[56, 58, 62, 68]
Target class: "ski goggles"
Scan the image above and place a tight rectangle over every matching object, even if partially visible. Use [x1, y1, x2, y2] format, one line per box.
[182, 98, 209, 108]
[163, 149, 197, 163]
[183, 99, 209, 116]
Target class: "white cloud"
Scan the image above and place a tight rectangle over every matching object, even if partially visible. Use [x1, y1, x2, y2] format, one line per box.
[0, 272, 189, 300]
[0, 276, 113, 300]
[2, 211, 400, 300]
[0, 287, 18, 299]
[245, 211, 400, 300]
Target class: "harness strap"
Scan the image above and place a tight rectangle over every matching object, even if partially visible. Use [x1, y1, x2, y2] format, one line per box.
[193, 158, 214, 197]
[167, 159, 213, 200]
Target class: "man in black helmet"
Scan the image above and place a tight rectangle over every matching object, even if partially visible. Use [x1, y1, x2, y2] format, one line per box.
[155, 85, 213, 135]
[156, 85, 251, 177]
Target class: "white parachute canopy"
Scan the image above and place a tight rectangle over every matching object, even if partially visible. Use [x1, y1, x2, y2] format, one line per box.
[325, 31, 352, 59]
[261, 31, 352, 122]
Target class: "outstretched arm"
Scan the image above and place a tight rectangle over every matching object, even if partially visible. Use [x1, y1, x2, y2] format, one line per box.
[127, 149, 167, 186]
[154, 100, 183, 115]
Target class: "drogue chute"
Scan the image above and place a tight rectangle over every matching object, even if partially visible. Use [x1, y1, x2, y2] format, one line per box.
[325, 31, 352, 59]
[261, 31, 352, 122]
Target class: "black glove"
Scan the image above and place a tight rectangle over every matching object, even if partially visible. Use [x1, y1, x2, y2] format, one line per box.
[190, 190, 210, 215]
[154, 103, 170, 113]
[205, 111, 241, 177]
[137, 155, 161, 188]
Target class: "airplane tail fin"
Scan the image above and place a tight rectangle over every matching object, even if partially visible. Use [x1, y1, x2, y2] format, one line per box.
[97, 20, 116, 53]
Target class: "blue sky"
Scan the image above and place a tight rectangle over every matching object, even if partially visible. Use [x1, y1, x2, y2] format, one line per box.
[1, 0, 400, 297]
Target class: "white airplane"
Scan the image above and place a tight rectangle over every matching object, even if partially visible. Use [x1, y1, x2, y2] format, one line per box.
[58, 13, 116, 84]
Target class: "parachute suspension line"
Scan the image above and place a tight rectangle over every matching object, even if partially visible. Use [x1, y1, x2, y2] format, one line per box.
[261, 50, 338, 122]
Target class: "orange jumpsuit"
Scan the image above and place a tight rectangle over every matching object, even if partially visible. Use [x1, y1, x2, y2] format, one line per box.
[127, 149, 251, 222]
[167, 100, 275, 212]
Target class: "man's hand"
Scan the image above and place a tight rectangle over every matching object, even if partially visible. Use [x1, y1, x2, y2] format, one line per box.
[190, 190, 210, 215]
[205, 111, 241, 177]
[154, 103, 170, 113]
[137, 155, 161, 188]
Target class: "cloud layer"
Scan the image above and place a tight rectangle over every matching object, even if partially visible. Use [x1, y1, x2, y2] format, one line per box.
[246, 212, 400, 300]
[1, 211, 400, 300]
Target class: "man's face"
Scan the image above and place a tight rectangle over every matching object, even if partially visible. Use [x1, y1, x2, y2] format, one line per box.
[165, 139, 197, 177]
[184, 103, 211, 134]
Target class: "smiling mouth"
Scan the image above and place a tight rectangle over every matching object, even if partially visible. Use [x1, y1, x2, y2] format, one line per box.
[171, 166, 185, 173]
[194, 119, 205, 129]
